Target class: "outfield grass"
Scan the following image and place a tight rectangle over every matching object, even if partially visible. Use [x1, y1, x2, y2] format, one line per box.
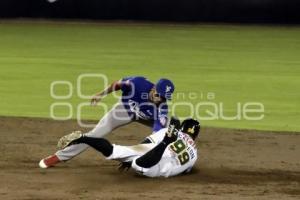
[0, 21, 299, 132]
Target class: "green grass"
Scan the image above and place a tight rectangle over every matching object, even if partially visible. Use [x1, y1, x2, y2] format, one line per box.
[0, 21, 299, 132]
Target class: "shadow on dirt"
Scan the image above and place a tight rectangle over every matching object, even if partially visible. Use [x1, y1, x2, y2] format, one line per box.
[188, 167, 300, 185]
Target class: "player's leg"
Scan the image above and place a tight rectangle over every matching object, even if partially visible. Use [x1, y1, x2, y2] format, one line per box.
[77, 136, 154, 162]
[86, 101, 133, 138]
[56, 132, 154, 162]
[56, 101, 132, 159]
[74, 136, 114, 157]
[39, 101, 133, 168]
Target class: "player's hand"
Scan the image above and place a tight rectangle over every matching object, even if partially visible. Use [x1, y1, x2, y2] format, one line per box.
[118, 161, 132, 172]
[164, 117, 181, 144]
[91, 95, 102, 106]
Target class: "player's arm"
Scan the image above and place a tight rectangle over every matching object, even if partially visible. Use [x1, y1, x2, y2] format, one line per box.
[134, 117, 180, 168]
[91, 77, 135, 105]
[91, 80, 122, 105]
[134, 142, 197, 178]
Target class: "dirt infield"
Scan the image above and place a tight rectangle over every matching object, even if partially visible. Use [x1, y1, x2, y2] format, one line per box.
[0, 117, 299, 200]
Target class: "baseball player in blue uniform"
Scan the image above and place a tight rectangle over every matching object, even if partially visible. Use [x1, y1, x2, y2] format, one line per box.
[39, 76, 175, 168]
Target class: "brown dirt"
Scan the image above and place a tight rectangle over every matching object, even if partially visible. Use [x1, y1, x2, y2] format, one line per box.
[0, 116, 299, 200]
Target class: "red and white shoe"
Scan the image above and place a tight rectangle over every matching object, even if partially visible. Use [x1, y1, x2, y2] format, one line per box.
[39, 155, 61, 169]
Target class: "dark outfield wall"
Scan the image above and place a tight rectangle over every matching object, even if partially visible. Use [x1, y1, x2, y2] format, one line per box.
[0, 0, 300, 23]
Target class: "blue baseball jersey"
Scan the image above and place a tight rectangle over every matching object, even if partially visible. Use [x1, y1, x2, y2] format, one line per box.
[120, 76, 168, 132]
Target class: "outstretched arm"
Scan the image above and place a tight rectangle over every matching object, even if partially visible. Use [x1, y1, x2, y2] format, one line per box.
[91, 80, 122, 105]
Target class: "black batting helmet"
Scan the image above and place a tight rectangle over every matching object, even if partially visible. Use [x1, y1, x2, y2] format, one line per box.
[180, 118, 200, 140]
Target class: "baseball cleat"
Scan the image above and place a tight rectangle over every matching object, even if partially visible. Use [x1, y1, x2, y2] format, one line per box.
[39, 155, 60, 169]
[57, 130, 83, 150]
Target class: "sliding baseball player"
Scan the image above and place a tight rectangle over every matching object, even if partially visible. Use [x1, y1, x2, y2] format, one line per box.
[44, 117, 200, 178]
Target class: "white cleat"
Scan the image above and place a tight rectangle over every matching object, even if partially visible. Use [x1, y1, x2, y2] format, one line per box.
[39, 159, 48, 169]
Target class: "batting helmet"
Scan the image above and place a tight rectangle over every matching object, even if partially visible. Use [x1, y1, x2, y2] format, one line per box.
[180, 118, 200, 140]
